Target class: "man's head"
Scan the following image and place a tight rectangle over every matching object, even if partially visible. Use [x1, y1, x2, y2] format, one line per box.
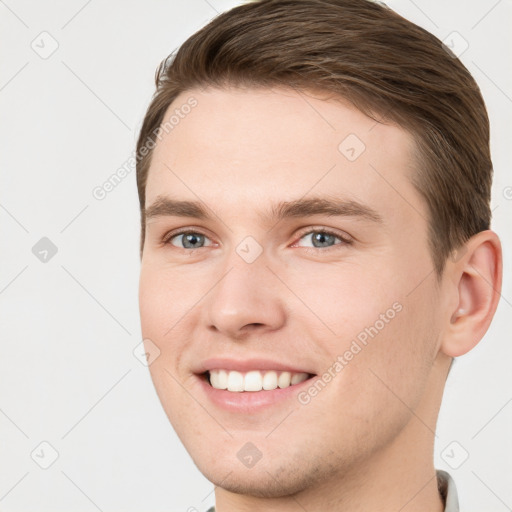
[136, 0, 493, 276]
[136, 0, 501, 507]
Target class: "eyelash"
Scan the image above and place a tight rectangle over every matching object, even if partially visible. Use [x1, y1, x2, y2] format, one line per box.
[295, 229, 354, 254]
[161, 227, 353, 253]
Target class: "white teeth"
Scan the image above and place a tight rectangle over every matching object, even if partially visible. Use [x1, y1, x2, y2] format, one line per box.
[210, 369, 228, 390]
[227, 370, 244, 392]
[278, 371, 291, 388]
[218, 369, 228, 389]
[209, 369, 220, 389]
[244, 371, 263, 391]
[262, 371, 278, 390]
[208, 370, 310, 392]
[291, 372, 309, 385]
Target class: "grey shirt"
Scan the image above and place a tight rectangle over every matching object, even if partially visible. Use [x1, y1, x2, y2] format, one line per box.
[205, 469, 459, 512]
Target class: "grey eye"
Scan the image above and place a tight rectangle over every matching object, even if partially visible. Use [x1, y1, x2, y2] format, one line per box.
[170, 232, 212, 249]
[298, 231, 341, 248]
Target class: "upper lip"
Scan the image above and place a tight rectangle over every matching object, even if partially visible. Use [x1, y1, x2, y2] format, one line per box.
[195, 357, 316, 375]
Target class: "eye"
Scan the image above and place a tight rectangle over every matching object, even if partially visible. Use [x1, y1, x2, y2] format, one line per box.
[165, 230, 213, 249]
[294, 229, 352, 250]
[162, 227, 352, 252]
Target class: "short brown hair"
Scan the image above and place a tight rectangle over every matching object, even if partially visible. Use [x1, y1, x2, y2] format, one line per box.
[136, 0, 492, 275]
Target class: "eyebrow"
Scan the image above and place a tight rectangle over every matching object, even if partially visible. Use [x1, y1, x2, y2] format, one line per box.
[144, 195, 383, 224]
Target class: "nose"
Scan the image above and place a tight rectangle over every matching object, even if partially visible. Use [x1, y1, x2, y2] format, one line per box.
[203, 251, 287, 340]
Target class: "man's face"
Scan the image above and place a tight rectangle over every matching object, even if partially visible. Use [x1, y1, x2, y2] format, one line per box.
[139, 87, 447, 497]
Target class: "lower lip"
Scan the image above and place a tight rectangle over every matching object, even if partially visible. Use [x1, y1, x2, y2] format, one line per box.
[197, 374, 315, 413]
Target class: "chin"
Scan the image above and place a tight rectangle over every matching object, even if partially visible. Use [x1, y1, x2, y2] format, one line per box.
[203, 467, 307, 498]
[191, 448, 331, 499]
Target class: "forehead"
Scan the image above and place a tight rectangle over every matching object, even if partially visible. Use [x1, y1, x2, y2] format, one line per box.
[145, 86, 424, 227]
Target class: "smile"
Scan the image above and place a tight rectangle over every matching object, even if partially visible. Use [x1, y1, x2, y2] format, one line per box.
[207, 369, 311, 392]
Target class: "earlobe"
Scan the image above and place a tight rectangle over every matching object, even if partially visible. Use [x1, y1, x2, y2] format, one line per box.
[441, 230, 502, 358]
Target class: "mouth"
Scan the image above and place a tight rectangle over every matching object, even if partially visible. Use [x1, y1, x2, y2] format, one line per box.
[193, 358, 318, 412]
[203, 369, 315, 392]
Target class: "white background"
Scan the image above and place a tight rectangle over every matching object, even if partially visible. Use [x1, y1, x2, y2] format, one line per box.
[1, 0, 511, 511]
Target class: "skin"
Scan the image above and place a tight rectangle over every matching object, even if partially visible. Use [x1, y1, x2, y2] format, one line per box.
[139, 86, 502, 511]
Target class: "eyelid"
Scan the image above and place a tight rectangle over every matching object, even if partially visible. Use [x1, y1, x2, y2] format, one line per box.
[290, 226, 353, 252]
[161, 225, 353, 250]
[293, 226, 353, 243]
[162, 227, 215, 247]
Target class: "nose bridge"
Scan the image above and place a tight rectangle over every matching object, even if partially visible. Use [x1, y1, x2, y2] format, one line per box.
[204, 240, 286, 337]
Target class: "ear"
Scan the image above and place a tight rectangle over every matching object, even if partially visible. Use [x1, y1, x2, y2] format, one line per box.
[440, 230, 502, 358]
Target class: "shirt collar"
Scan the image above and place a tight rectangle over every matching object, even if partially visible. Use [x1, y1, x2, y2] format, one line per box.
[437, 469, 460, 512]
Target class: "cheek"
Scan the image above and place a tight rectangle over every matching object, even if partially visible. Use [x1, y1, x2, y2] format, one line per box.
[139, 264, 205, 392]
[304, 304, 436, 461]
[337, 288, 439, 419]
[308, 264, 438, 412]
[289, 262, 396, 342]
[139, 266, 198, 433]
[138, 263, 195, 338]
[139, 265, 163, 331]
